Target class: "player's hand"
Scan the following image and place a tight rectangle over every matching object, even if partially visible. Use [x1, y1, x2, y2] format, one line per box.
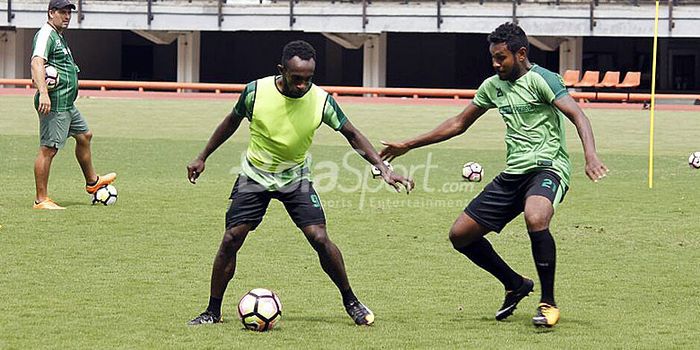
[379, 141, 410, 162]
[585, 154, 608, 182]
[38, 93, 51, 115]
[187, 158, 206, 184]
[381, 171, 414, 194]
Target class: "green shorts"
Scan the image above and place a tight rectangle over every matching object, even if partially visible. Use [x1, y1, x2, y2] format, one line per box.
[39, 105, 90, 149]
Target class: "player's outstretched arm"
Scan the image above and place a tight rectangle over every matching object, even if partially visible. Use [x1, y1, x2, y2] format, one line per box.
[339, 121, 414, 193]
[554, 95, 609, 182]
[187, 112, 245, 184]
[379, 103, 487, 162]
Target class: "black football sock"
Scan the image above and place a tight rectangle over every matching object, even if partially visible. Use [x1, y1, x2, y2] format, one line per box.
[341, 288, 357, 306]
[529, 229, 556, 306]
[206, 296, 223, 317]
[456, 237, 522, 291]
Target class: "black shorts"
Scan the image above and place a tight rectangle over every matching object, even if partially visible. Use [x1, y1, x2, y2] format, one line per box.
[225, 175, 326, 230]
[465, 170, 567, 233]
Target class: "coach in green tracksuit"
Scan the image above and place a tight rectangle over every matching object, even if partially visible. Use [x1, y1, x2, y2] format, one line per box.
[381, 23, 608, 328]
[186, 40, 413, 327]
[30, 0, 116, 210]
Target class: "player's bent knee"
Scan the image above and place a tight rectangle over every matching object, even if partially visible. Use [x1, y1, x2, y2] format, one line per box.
[223, 225, 249, 246]
[524, 212, 551, 231]
[448, 229, 461, 247]
[449, 229, 478, 249]
[309, 232, 330, 248]
[40, 146, 58, 157]
[304, 226, 330, 249]
[74, 131, 93, 144]
[448, 212, 489, 249]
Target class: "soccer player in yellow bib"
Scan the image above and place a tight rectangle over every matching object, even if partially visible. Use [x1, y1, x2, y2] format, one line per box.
[381, 23, 608, 327]
[187, 40, 413, 326]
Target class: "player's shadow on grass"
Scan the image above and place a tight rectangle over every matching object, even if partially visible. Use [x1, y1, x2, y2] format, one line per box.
[60, 201, 94, 208]
[236, 326, 286, 334]
[533, 327, 555, 334]
[469, 315, 593, 333]
[469, 315, 532, 323]
[283, 315, 356, 327]
[466, 315, 546, 329]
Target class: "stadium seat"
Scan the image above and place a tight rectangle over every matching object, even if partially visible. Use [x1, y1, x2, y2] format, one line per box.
[615, 71, 641, 89]
[573, 71, 600, 88]
[562, 70, 580, 87]
[594, 71, 620, 88]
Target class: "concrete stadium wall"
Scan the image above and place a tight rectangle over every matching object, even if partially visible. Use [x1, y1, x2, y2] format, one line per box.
[198, 31, 363, 86]
[3, 1, 700, 91]
[386, 33, 558, 89]
[3, 28, 699, 92]
[66, 30, 122, 80]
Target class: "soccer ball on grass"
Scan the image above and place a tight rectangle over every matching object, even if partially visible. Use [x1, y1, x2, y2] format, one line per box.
[689, 152, 700, 169]
[462, 162, 484, 182]
[92, 184, 118, 205]
[238, 288, 282, 331]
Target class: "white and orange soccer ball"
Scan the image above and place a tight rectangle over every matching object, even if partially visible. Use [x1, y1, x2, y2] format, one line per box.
[462, 162, 484, 182]
[45, 65, 58, 90]
[689, 152, 700, 169]
[237, 288, 282, 332]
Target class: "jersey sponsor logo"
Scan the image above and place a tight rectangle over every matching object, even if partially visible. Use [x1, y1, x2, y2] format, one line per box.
[498, 104, 536, 115]
[496, 87, 504, 97]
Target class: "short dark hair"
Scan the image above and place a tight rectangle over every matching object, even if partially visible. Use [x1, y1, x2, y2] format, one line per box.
[281, 40, 316, 66]
[487, 22, 529, 54]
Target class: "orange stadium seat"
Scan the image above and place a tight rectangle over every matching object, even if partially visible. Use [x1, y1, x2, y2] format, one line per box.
[573, 71, 600, 88]
[562, 70, 580, 87]
[615, 71, 641, 89]
[595, 71, 620, 88]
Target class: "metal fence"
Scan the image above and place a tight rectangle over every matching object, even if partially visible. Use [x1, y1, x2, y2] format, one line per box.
[4, 0, 697, 29]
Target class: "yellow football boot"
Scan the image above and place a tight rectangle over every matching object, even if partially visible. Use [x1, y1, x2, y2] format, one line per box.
[532, 303, 560, 327]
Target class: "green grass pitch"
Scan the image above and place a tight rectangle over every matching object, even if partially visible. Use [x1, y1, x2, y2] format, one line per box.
[0, 95, 698, 349]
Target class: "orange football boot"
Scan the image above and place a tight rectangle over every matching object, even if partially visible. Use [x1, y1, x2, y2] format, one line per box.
[86, 172, 117, 194]
[33, 198, 66, 210]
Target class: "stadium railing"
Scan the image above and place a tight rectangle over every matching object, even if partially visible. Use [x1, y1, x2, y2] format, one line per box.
[7, 0, 699, 32]
[65, 0, 700, 4]
[0, 78, 696, 104]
